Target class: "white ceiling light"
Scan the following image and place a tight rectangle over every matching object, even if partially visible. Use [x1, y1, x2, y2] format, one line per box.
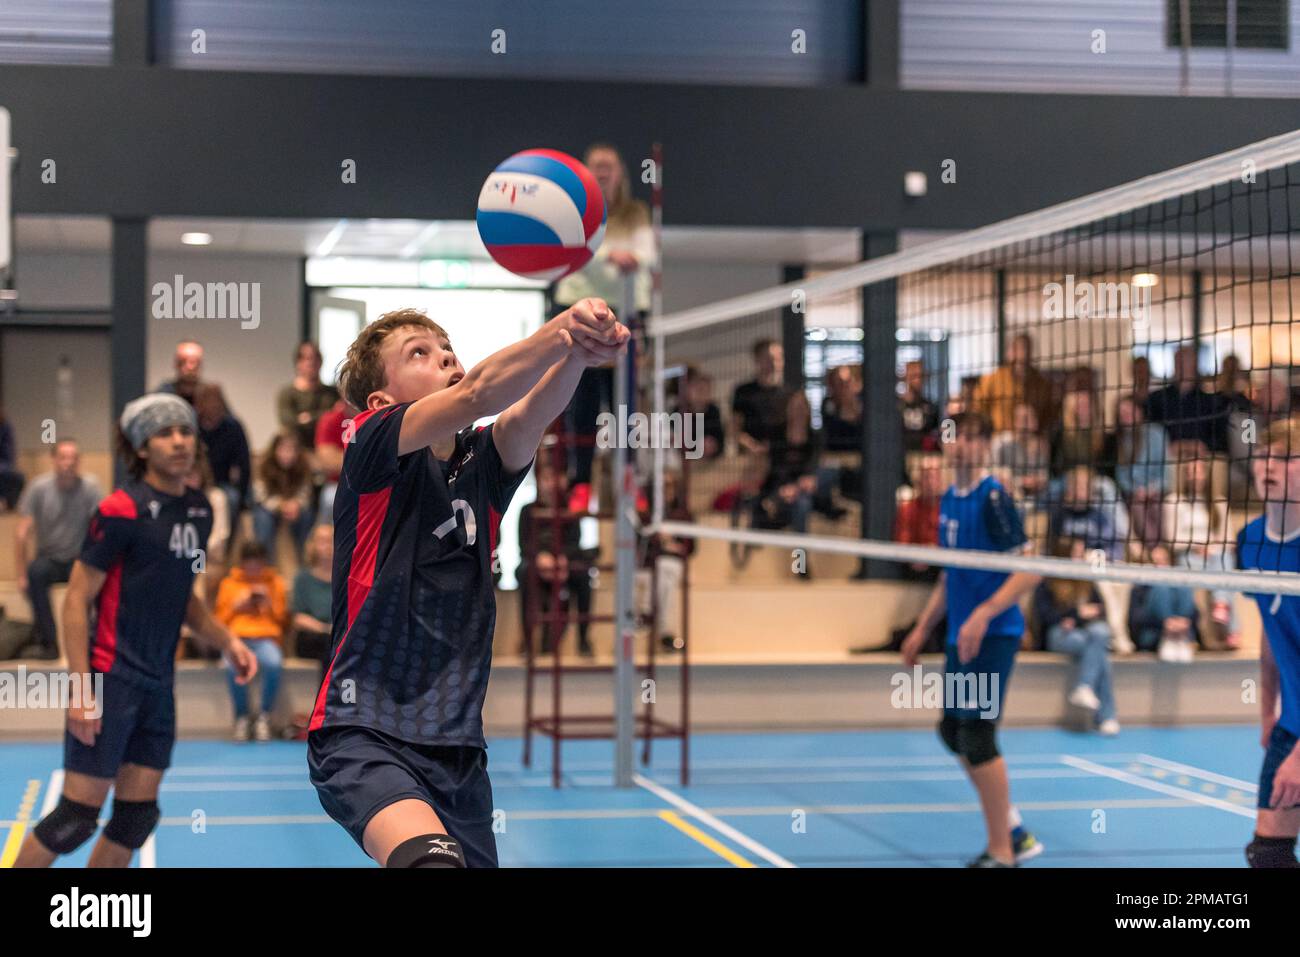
[181, 232, 213, 246]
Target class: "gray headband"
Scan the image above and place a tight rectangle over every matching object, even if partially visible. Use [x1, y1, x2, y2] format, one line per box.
[120, 393, 198, 450]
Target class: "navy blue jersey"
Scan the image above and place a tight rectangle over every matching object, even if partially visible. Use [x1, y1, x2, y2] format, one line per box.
[79, 480, 212, 688]
[309, 403, 530, 748]
[938, 474, 1028, 646]
[1236, 516, 1300, 736]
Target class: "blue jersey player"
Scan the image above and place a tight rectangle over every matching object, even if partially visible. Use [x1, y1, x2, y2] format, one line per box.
[308, 300, 628, 868]
[16, 394, 257, 867]
[902, 412, 1043, 867]
[1235, 416, 1300, 867]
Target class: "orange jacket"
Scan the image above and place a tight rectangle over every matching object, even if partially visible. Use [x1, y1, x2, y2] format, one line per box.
[215, 565, 289, 642]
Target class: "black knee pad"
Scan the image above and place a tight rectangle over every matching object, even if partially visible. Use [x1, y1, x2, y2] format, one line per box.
[937, 715, 961, 755]
[956, 718, 1000, 766]
[102, 799, 160, 850]
[33, 796, 101, 855]
[386, 833, 466, 869]
[1246, 834, 1300, 868]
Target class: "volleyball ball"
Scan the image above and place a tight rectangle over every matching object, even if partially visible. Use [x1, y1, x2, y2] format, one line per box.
[476, 149, 606, 282]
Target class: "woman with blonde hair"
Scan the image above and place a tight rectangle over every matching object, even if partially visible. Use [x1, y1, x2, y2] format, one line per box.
[556, 142, 656, 512]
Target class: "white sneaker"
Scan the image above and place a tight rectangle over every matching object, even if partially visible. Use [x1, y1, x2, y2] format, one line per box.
[1068, 684, 1101, 711]
[1111, 634, 1136, 655]
[232, 716, 251, 742]
[1157, 637, 1181, 663]
[1098, 719, 1121, 736]
[1179, 638, 1196, 663]
[253, 713, 272, 742]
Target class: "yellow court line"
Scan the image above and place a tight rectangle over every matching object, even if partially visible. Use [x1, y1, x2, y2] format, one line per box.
[657, 810, 756, 868]
[0, 780, 42, 868]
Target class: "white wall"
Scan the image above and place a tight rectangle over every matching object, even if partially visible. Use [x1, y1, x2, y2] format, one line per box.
[147, 252, 304, 453]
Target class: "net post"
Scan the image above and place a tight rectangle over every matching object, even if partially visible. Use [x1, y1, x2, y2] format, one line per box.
[859, 230, 901, 580]
[613, 272, 638, 787]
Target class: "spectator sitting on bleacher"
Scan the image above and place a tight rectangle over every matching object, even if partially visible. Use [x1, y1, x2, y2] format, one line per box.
[897, 360, 938, 453]
[195, 382, 251, 520]
[637, 468, 696, 652]
[972, 332, 1055, 434]
[10, 439, 102, 659]
[1162, 450, 1239, 650]
[1050, 388, 1108, 477]
[252, 431, 315, 566]
[216, 540, 289, 742]
[1128, 544, 1199, 660]
[292, 523, 334, 684]
[1107, 394, 1174, 552]
[894, 452, 943, 583]
[313, 398, 350, 525]
[519, 460, 594, 657]
[760, 391, 844, 564]
[156, 339, 205, 406]
[678, 365, 724, 461]
[277, 341, 340, 455]
[732, 339, 789, 486]
[1130, 354, 1155, 404]
[1033, 538, 1120, 735]
[1145, 345, 1231, 455]
[0, 402, 25, 512]
[1049, 466, 1123, 563]
[990, 402, 1050, 502]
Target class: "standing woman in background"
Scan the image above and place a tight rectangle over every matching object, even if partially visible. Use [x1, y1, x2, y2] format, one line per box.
[555, 143, 655, 513]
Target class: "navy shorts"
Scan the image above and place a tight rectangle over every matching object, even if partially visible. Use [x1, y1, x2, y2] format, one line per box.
[1258, 724, 1300, 810]
[308, 725, 498, 867]
[943, 633, 1020, 722]
[64, 672, 175, 779]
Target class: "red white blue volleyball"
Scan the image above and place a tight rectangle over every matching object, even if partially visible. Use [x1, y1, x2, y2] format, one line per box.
[477, 149, 606, 282]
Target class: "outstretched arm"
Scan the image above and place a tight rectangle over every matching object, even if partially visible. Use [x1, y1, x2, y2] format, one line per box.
[493, 319, 631, 474]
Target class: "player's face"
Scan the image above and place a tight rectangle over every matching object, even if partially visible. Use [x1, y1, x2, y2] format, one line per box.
[142, 425, 197, 481]
[1253, 442, 1300, 504]
[375, 326, 465, 407]
[949, 429, 985, 469]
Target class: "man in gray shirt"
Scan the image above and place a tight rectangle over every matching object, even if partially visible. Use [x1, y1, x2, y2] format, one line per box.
[13, 440, 103, 658]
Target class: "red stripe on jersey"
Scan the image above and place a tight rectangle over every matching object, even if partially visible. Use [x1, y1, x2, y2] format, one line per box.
[97, 488, 137, 520]
[91, 561, 124, 673]
[308, 486, 393, 732]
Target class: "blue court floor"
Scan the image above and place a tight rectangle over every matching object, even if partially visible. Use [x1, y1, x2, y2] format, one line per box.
[0, 725, 1263, 867]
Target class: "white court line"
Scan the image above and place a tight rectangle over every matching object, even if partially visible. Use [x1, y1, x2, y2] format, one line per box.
[39, 770, 62, 816]
[1136, 754, 1257, 793]
[560, 768, 1097, 787]
[1060, 755, 1256, 819]
[489, 753, 1151, 773]
[139, 835, 155, 869]
[634, 773, 796, 868]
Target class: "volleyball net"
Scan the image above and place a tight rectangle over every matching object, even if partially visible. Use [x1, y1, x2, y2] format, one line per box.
[645, 127, 1300, 596]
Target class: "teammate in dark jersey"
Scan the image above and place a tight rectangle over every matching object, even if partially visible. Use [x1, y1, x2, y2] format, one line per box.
[309, 300, 628, 868]
[1235, 417, 1300, 867]
[902, 412, 1043, 867]
[15, 394, 257, 868]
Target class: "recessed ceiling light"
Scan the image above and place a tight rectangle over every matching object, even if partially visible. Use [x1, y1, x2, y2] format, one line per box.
[1132, 272, 1159, 287]
[181, 232, 213, 246]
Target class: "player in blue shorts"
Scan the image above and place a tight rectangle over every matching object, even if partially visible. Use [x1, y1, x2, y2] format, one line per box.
[16, 394, 257, 867]
[902, 411, 1044, 867]
[308, 300, 628, 868]
[1235, 416, 1300, 867]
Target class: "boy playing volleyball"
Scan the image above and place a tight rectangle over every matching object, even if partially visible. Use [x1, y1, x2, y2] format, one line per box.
[901, 411, 1043, 867]
[1235, 416, 1300, 867]
[308, 299, 628, 868]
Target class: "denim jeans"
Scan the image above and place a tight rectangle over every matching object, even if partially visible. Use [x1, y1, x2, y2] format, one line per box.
[253, 503, 314, 564]
[226, 637, 283, 718]
[1047, 618, 1117, 724]
[25, 555, 74, 650]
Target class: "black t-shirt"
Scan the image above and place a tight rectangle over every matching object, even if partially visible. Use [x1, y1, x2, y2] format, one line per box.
[732, 381, 789, 446]
[308, 405, 530, 748]
[80, 480, 213, 688]
[899, 395, 939, 452]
